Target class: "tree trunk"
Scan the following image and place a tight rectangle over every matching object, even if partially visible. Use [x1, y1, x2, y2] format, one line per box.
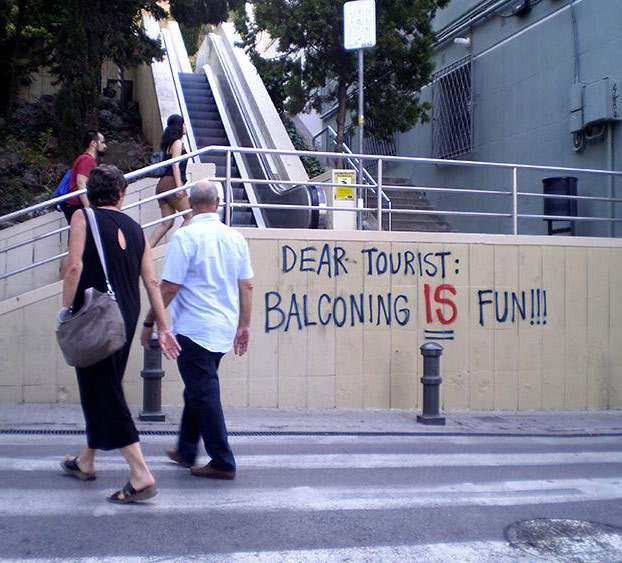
[335, 77, 348, 154]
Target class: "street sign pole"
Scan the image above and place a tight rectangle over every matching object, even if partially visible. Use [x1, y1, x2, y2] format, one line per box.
[344, 0, 375, 230]
[358, 48, 364, 229]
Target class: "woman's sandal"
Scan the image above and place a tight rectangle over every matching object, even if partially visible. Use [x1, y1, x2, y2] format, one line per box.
[107, 481, 157, 504]
[60, 457, 96, 481]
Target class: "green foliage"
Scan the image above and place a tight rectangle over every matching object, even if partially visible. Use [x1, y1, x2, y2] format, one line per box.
[179, 23, 204, 57]
[0, 0, 55, 114]
[0, 1, 168, 157]
[171, 0, 245, 60]
[280, 114, 324, 178]
[235, 0, 449, 150]
[0, 129, 63, 217]
[170, 0, 244, 26]
[0, 96, 151, 218]
[50, 0, 166, 158]
[249, 56, 288, 114]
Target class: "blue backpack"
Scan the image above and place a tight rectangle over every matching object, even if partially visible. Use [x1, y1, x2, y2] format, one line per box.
[53, 169, 72, 211]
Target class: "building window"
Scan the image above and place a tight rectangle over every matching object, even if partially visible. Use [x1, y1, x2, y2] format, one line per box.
[432, 56, 473, 159]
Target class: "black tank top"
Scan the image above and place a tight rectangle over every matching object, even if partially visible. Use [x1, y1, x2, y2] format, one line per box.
[162, 147, 188, 183]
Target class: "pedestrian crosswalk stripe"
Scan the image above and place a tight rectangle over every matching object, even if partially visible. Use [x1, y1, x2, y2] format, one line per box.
[0, 477, 620, 515]
[0, 541, 538, 562]
[0, 450, 620, 472]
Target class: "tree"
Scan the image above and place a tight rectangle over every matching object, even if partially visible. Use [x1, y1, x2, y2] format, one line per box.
[169, 0, 244, 26]
[235, 0, 449, 151]
[0, 1, 168, 148]
[169, 0, 244, 57]
[0, 0, 54, 115]
[50, 0, 167, 157]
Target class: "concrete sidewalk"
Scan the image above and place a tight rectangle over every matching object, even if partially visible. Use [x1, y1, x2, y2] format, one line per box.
[0, 403, 621, 436]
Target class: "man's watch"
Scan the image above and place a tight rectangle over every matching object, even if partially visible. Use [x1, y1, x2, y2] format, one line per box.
[143, 321, 154, 328]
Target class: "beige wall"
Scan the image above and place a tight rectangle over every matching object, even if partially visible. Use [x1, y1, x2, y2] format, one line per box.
[18, 63, 136, 103]
[1, 229, 621, 411]
[135, 63, 163, 150]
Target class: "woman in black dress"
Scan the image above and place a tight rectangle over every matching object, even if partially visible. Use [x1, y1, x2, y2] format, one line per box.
[60, 165, 180, 504]
[149, 114, 191, 248]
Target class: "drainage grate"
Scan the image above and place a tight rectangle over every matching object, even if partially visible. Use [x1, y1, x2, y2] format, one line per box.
[0, 428, 428, 437]
[506, 519, 622, 561]
[0, 428, 619, 438]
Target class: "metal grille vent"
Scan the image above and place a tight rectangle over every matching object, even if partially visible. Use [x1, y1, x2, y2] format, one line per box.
[432, 56, 473, 159]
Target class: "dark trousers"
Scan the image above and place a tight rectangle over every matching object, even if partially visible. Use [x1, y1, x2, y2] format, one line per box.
[176, 334, 235, 472]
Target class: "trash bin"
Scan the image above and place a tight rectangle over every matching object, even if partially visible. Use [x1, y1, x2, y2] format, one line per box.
[542, 176, 577, 235]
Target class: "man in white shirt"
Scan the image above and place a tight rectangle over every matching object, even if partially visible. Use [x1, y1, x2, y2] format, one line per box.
[142, 181, 253, 479]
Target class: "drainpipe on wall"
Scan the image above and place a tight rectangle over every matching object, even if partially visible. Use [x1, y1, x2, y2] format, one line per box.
[607, 122, 615, 238]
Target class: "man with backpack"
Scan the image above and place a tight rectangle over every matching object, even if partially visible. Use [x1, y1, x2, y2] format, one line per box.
[62, 131, 107, 224]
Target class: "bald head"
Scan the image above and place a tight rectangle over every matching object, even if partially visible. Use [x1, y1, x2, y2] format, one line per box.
[189, 181, 220, 212]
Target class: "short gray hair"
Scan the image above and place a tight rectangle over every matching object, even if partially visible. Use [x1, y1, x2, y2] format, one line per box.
[190, 181, 220, 208]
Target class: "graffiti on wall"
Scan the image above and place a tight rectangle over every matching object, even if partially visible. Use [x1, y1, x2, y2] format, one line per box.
[264, 244, 548, 339]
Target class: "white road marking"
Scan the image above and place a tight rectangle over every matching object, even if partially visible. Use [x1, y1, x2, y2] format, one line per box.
[4, 533, 622, 563]
[0, 450, 620, 472]
[0, 477, 620, 516]
[0, 542, 529, 562]
[0, 433, 618, 447]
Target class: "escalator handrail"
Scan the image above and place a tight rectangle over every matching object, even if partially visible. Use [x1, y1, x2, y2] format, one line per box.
[207, 33, 305, 196]
[202, 65, 266, 228]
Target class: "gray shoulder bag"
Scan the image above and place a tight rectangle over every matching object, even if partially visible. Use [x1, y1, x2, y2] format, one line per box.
[56, 208, 127, 368]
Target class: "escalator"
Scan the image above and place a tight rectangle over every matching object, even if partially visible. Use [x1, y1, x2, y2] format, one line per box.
[179, 72, 254, 227]
[149, 20, 325, 229]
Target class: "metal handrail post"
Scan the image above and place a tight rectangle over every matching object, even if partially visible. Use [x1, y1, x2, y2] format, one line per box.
[512, 167, 518, 235]
[225, 150, 232, 226]
[377, 159, 383, 231]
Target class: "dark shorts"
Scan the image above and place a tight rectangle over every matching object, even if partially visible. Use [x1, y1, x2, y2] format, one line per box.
[63, 204, 83, 225]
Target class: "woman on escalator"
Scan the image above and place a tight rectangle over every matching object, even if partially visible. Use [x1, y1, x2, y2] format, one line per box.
[149, 114, 192, 247]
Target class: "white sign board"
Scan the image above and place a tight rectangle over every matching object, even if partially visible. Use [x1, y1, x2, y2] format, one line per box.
[344, 0, 376, 51]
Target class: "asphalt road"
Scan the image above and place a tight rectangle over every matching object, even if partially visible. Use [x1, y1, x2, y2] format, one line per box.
[0, 433, 621, 561]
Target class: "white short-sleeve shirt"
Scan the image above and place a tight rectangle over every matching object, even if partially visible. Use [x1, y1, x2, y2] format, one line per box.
[162, 213, 254, 353]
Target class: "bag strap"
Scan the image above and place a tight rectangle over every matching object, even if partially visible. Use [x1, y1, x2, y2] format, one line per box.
[84, 208, 115, 296]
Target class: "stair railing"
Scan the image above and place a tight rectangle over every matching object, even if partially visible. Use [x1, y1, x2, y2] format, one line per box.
[3, 144, 622, 289]
[312, 125, 393, 230]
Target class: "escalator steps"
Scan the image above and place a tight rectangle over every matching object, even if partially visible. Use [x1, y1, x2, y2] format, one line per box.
[179, 72, 255, 228]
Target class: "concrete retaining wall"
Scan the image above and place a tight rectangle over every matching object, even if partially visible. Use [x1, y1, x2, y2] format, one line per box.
[1, 229, 621, 411]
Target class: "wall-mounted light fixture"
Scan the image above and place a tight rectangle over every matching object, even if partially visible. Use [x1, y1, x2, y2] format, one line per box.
[511, 0, 531, 17]
[454, 37, 471, 47]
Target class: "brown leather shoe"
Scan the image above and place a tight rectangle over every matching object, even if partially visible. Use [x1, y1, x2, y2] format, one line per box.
[165, 448, 193, 468]
[190, 462, 235, 480]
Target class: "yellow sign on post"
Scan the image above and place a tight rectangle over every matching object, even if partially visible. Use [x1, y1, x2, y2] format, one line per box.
[332, 170, 357, 201]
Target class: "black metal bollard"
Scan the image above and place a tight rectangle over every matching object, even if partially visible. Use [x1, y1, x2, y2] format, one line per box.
[139, 334, 165, 421]
[416, 342, 446, 425]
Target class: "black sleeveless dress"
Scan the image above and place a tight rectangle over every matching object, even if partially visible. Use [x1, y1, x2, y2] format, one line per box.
[73, 208, 144, 450]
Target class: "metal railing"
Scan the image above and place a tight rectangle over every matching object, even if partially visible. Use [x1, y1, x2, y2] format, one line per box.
[2, 144, 622, 285]
[312, 126, 393, 230]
